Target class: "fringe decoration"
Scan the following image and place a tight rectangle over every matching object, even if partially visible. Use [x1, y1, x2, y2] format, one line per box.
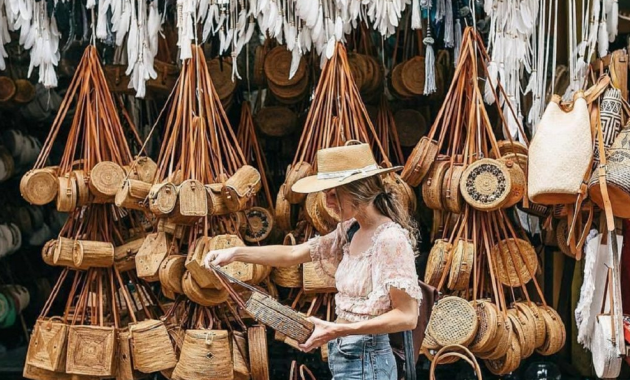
[454, 18, 462, 66]
[484, 61, 498, 104]
[608, 0, 618, 42]
[423, 26, 436, 95]
[411, 0, 421, 29]
[598, 19, 609, 57]
[444, 0, 454, 47]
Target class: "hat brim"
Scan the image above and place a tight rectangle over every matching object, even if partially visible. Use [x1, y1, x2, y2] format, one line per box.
[291, 166, 403, 194]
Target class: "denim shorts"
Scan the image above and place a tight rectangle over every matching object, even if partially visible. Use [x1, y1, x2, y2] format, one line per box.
[327, 334, 397, 380]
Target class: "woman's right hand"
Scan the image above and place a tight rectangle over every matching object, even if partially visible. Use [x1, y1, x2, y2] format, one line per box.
[203, 247, 238, 269]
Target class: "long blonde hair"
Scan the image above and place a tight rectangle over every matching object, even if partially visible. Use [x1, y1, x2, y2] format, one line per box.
[335, 174, 418, 248]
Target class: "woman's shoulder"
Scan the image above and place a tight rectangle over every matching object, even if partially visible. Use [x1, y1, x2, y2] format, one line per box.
[374, 221, 412, 244]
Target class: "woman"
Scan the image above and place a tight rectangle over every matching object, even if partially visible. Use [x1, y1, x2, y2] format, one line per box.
[205, 143, 422, 380]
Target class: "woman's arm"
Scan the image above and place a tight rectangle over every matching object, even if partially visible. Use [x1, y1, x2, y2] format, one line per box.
[203, 242, 312, 269]
[298, 288, 419, 352]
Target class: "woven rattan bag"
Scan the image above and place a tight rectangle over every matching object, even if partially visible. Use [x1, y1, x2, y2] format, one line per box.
[185, 236, 222, 289]
[271, 233, 303, 288]
[528, 92, 593, 204]
[89, 161, 126, 203]
[114, 238, 145, 273]
[248, 325, 269, 380]
[65, 325, 116, 376]
[222, 165, 262, 212]
[116, 328, 146, 380]
[148, 182, 178, 217]
[422, 158, 450, 210]
[72, 240, 114, 270]
[20, 167, 58, 205]
[26, 317, 67, 372]
[130, 319, 177, 373]
[135, 232, 172, 282]
[243, 207, 274, 243]
[232, 331, 250, 380]
[284, 162, 313, 204]
[115, 179, 152, 211]
[172, 330, 233, 380]
[460, 158, 512, 211]
[427, 297, 478, 347]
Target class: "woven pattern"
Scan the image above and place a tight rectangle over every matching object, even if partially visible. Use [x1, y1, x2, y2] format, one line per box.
[507, 311, 535, 359]
[130, 319, 177, 373]
[498, 157, 526, 207]
[484, 332, 522, 375]
[515, 302, 546, 348]
[135, 232, 170, 281]
[468, 301, 498, 354]
[442, 164, 465, 213]
[428, 297, 478, 347]
[150, 183, 178, 215]
[232, 332, 249, 380]
[460, 159, 511, 211]
[178, 179, 208, 218]
[536, 305, 565, 356]
[402, 137, 439, 187]
[284, 162, 312, 204]
[172, 330, 233, 380]
[245, 292, 314, 343]
[447, 239, 474, 291]
[89, 161, 125, 198]
[492, 238, 537, 287]
[20, 168, 58, 205]
[65, 325, 116, 377]
[244, 207, 273, 243]
[26, 318, 67, 372]
[56, 175, 77, 212]
[248, 326, 269, 380]
[422, 159, 450, 210]
[594, 88, 622, 167]
[424, 239, 452, 287]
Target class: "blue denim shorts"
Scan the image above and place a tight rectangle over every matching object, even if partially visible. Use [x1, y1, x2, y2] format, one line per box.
[327, 334, 397, 380]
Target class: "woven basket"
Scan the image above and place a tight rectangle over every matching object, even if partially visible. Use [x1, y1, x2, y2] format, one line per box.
[223, 166, 262, 212]
[424, 239, 452, 287]
[285, 162, 313, 204]
[89, 161, 126, 201]
[23, 363, 71, 380]
[264, 46, 307, 87]
[157, 219, 186, 240]
[256, 107, 297, 137]
[168, 179, 208, 224]
[507, 309, 536, 358]
[402, 137, 439, 187]
[476, 308, 511, 360]
[26, 318, 68, 372]
[400, 56, 425, 95]
[130, 319, 177, 373]
[484, 331, 522, 376]
[185, 236, 222, 289]
[232, 331, 250, 380]
[182, 271, 229, 306]
[56, 175, 77, 212]
[41, 240, 56, 266]
[460, 158, 512, 211]
[172, 330, 233, 380]
[497, 157, 526, 208]
[275, 184, 294, 232]
[115, 179, 152, 211]
[492, 238, 538, 287]
[129, 156, 158, 183]
[390, 62, 414, 99]
[394, 109, 427, 148]
[442, 163, 465, 213]
[303, 261, 336, 294]
[116, 328, 146, 380]
[243, 207, 274, 243]
[135, 232, 171, 282]
[515, 302, 546, 348]
[149, 183, 178, 216]
[427, 297, 478, 347]
[206, 183, 232, 216]
[53, 237, 76, 267]
[72, 170, 90, 207]
[447, 239, 474, 291]
[304, 192, 335, 235]
[72, 240, 114, 270]
[114, 238, 144, 273]
[536, 305, 565, 356]
[20, 167, 58, 205]
[248, 325, 269, 380]
[159, 255, 187, 295]
[209, 235, 253, 283]
[384, 172, 418, 213]
[468, 301, 499, 354]
[271, 234, 302, 288]
[65, 325, 116, 377]
[245, 292, 314, 344]
[422, 158, 450, 210]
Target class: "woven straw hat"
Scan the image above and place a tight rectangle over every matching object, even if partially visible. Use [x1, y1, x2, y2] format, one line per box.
[291, 143, 401, 194]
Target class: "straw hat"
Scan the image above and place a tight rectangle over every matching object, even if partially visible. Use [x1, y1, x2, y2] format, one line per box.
[291, 143, 402, 194]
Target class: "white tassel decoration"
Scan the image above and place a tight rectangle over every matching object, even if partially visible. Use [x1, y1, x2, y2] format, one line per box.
[444, 0, 453, 47]
[411, 0, 421, 29]
[454, 18, 462, 66]
[608, 0, 618, 42]
[598, 20, 609, 57]
[423, 34, 436, 95]
[484, 61, 498, 104]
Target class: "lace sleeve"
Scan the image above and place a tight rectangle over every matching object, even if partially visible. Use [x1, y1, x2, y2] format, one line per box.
[306, 220, 352, 280]
[371, 227, 422, 305]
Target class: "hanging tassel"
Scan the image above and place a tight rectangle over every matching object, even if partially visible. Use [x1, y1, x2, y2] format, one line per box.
[608, 0, 618, 42]
[484, 61, 498, 104]
[423, 24, 436, 95]
[598, 20, 609, 57]
[435, 0, 445, 21]
[454, 18, 462, 66]
[444, 0, 453, 47]
[411, 0, 421, 29]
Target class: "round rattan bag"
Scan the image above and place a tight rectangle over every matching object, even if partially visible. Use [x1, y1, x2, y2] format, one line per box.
[468, 300, 499, 354]
[491, 238, 538, 287]
[497, 157, 526, 208]
[428, 297, 478, 347]
[484, 331, 522, 376]
[460, 158, 512, 211]
[476, 304, 512, 360]
[514, 302, 546, 348]
[536, 305, 565, 356]
[507, 309, 536, 359]
[422, 158, 450, 211]
[243, 207, 274, 243]
[442, 163, 465, 214]
[447, 239, 474, 291]
[424, 239, 452, 287]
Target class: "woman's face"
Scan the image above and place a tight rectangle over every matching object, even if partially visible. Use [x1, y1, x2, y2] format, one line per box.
[324, 188, 355, 220]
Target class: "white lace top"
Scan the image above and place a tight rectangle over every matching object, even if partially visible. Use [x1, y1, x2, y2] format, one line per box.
[308, 219, 422, 322]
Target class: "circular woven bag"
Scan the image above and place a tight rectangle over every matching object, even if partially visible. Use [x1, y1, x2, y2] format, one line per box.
[428, 297, 478, 347]
[491, 140, 528, 158]
[390, 62, 414, 99]
[20, 167, 58, 205]
[422, 158, 450, 211]
[89, 161, 126, 199]
[555, 219, 574, 257]
[447, 239, 474, 291]
[271, 233, 303, 288]
[400, 56, 425, 95]
[182, 271, 229, 306]
[73, 170, 91, 206]
[384, 173, 417, 213]
[536, 305, 565, 356]
[41, 239, 56, 266]
[424, 239, 452, 287]
[497, 157, 526, 208]
[243, 207, 274, 243]
[460, 158, 512, 211]
[394, 109, 427, 148]
[484, 332, 522, 376]
[284, 162, 313, 204]
[56, 174, 78, 212]
[264, 46, 307, 88]
[159, 255, 186, 295]
[402, 137, 440, 187]
[208, 58, 237, 101]
[468, 300, 499, 354]
[515, 302, 546, 348]
[507, 310, 535, 359]
[491, 238, 538, 287]
[476, 305, 512, 360]
[150, 183, 178, 216]
[442, 163, 465, 214]
[256, 106, 297, 137]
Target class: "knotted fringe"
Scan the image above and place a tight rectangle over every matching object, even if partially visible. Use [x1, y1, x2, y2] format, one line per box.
[424, 38, 437, 95]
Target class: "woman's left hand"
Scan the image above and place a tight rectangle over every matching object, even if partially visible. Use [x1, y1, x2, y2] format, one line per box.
[298, 316, 341, 353]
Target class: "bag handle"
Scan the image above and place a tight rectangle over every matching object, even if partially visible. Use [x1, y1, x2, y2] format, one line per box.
[429, 344, 482, 380]
[299, 364, 317, 380]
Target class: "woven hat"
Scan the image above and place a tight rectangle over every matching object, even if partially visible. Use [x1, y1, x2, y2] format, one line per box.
[291, 143, 401, 194]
